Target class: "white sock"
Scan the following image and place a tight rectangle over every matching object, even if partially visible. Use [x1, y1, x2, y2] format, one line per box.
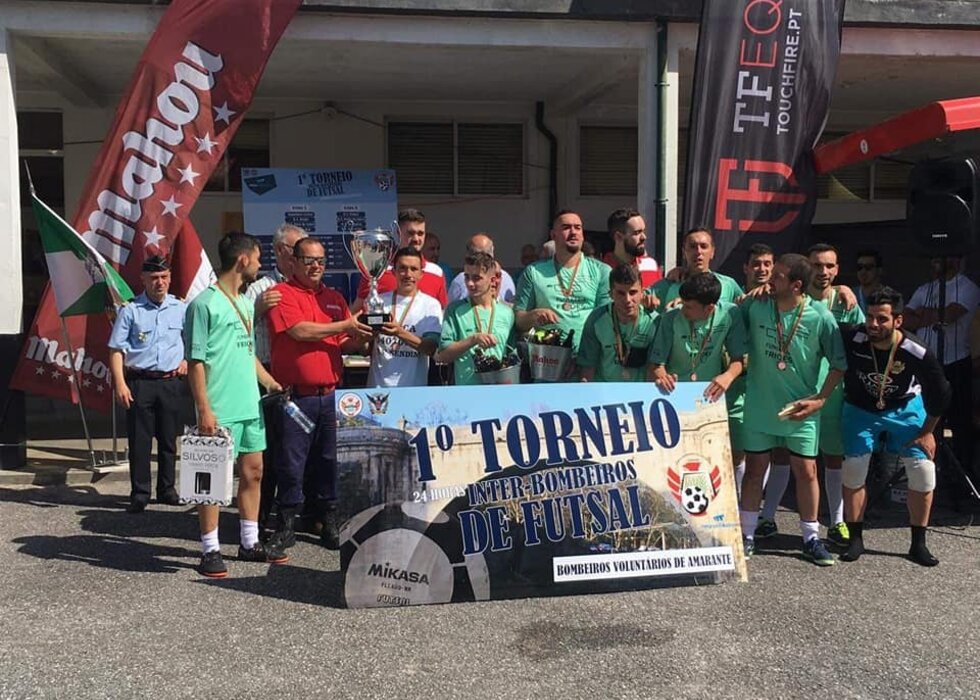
[201, 528, 220, 554]
[740, 510, 759, 540]
[824, 468, 844, 526]
[761, 464, 791, 520]
[734, 460, 746, 500]
[800, 520, 820, 543]
[240, 519, 259, 549]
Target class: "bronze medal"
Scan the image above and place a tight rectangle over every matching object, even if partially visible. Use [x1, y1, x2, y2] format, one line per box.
[690, 373, 697, 381]
[777, 361, 787, 371]
[562, 301, 572, 311]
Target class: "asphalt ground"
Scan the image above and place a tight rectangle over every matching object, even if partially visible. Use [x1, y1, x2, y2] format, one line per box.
[1, 479, 979, 700]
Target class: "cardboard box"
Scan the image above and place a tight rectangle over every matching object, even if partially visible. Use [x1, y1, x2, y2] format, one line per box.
[179, 428, 235, 506]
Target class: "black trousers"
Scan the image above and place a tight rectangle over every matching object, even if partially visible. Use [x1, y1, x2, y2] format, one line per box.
[126, 376, 182, 504]
[258, 393, 282, 529]
[942, 357, 975, 478]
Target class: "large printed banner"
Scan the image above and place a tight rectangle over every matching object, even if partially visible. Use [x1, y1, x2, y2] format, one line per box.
[683, 0, 845, 273]
[10, 0, 300, 411]
[241, 167, 398, 300]
[335, 383, 746, 608]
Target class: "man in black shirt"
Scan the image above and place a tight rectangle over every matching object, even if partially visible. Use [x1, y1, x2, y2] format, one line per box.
[839, 288, 951, 566]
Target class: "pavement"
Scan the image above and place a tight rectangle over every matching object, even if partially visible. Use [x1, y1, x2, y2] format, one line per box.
[1, 469, 980, 699]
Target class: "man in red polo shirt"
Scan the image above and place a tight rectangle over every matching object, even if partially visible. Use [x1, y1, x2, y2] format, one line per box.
[267, 238, 370, 550]
[602, 208, 662, 287]
[351, 208, 449, 311]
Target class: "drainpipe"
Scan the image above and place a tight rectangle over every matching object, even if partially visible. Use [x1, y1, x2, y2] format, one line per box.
[655, 20, 670, 267]
[535, 101, 558, 229]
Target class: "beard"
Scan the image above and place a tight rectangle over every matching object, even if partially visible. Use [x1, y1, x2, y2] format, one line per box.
[624, 240, 646, 258]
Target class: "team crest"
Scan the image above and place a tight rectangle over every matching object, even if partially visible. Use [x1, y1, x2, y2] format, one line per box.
[366, 392, 390, 415]
[667, 456, 722, 516]
[890, 361, 905, 375]
[338, 392, 364, 418]
[374, 172, 396, 191]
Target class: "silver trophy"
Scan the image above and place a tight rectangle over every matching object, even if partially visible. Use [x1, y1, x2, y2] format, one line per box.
[348, 224, 398, 331]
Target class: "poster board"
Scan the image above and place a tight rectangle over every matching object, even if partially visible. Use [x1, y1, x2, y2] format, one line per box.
[335, 383, 747, 608]
[241, 167, 398, 299]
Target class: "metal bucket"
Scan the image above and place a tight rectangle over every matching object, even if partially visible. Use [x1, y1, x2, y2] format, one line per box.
[527, 343, 571, 382]
[477, 363, 522, 385]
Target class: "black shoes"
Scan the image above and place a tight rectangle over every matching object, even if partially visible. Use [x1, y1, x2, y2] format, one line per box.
[266, 507, 297, 551]
[238, 540, 289, 564]
[126, 500, 147, 514]
[320, 508, 340, 550]
[199, 550, 228, 578]
[157, 490, 181, 506]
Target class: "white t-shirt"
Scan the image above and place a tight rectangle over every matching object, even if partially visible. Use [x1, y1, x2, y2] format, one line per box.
[448, 269, 516, 305]
[367, 290, 443, 387]
[907, 273, 980, 365]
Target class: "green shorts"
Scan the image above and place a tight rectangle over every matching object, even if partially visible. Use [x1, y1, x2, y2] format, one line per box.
[225, 416, 266, 459]
[726, 389, 746, 453]
[819, 411, 844, 457]
[742, 419, 819, 459]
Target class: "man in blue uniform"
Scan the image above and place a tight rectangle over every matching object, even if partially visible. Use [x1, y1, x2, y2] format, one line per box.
[108, 256, 187, 513]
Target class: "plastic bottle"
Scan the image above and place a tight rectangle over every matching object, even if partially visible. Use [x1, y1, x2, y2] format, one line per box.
[283, 399, 315, 434]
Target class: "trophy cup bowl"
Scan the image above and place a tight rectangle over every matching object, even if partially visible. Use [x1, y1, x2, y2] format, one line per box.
[348, 226, 398, 331]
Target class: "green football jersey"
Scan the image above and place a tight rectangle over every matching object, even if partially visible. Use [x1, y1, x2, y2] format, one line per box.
[813, 287, 866, 415]
[514, 256, 611, 352]
[647, 301, 747, 381]
[439, 299, 516, 386]
[577, 304, 659, 382]
[742, 296, 847, 436]
[649, 271, 744, 308]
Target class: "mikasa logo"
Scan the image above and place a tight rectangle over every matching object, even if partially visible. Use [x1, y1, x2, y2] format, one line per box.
[367, 562, 431, 585]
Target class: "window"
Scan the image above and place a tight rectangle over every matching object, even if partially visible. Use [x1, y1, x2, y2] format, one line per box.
[815, 132, 871, 201]
[17, 111, 64, 209]
[387, 121, 524, 196]
[873, 158, 913, 200]
[205, 118, 270, 193]
[580, 125, 637, 196]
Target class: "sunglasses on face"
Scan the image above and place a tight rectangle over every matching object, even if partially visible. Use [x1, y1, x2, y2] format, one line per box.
[296, 256, 326, 267]
[856, 263, 878, 271]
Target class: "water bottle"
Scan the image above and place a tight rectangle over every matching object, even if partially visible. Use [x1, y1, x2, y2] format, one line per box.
[283, 399, 315, 434]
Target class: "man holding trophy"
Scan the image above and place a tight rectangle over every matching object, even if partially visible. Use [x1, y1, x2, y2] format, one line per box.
[366, 246, 443, 387]
[265, 237, 371, 551]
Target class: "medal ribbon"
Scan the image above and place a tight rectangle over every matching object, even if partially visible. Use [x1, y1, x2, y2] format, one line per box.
[688, 311, 716, 376]
[554, 256, 581, 309]
[392, 289, 418, 327]
[612, 307, 639, 366]
[870, 330, 901, 408]
[773, 297, 806, 368]
[472, 299, 496, 336]
[217, 283, 253, 342]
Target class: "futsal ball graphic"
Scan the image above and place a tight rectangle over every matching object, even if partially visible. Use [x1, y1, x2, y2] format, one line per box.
[682, 485, 710, 515]
[341, 501, 491, 608]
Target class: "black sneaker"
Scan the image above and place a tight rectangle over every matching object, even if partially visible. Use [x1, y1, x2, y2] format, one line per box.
[238, 541, 289, 564]
[126, 500, 147, 514]
[319, 509, 341, 550]
[199, 550, 228, 578]
[266, 527, 296, 551]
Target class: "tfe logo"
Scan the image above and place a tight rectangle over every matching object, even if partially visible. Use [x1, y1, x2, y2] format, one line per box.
[714, 158, 808, 233]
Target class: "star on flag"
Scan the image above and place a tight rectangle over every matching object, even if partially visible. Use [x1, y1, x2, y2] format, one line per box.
[143, 226, 165, 248]
[178, 164, 200, 185]
[213, 101, 236, 125]
[35, 365, 46, 375]
[96, 384, 105, 393]
[195, 132, 217, 155]
[161, 196, 182, 217]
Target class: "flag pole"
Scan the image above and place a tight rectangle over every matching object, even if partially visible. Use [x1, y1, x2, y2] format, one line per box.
[58, 317, 97, 469]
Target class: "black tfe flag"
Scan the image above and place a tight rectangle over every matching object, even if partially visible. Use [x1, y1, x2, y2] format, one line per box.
[682, 0, 846, 272]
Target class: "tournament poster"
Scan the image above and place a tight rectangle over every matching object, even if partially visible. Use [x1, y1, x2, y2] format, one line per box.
[335, 383, 747, 608]
[241, 167, 398, 298]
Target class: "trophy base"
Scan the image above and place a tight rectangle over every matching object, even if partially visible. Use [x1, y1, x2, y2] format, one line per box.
[365, 311, 391, 332]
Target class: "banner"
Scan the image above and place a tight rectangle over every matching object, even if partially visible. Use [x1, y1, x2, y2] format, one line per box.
[682, 0, 845, 273]
[10, 0, 300, 410]
[336, 383, 746, 608]
[241, 167, 398, 301]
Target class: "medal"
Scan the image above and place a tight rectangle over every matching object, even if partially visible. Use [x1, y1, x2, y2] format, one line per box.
[688, 312, 715, 382]
[217, 282, 254, 354]
[554, 256, 581, 314]
[773, 298, 806, 373]
[870, 330, 900, 411]
[611, 306, 639, 370]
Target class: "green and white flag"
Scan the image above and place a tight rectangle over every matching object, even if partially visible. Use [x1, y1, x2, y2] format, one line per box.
[31, 190, 134, 316]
